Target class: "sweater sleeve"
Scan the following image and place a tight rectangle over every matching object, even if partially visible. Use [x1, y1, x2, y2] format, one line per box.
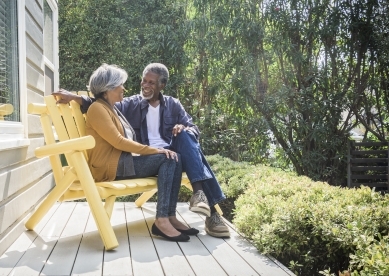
[86, 103, 159, 155]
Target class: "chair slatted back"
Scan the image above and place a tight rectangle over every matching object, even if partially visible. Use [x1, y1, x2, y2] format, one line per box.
[44, 95, 88, 167]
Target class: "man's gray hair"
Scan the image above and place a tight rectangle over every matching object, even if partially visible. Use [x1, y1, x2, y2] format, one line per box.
[142, 63, 169, 86]
[88, 63, 128, 96]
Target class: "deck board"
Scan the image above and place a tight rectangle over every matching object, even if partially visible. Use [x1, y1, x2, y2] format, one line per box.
[0, 202, 295, 276]
[177, 204, 261, 275]
[126, 203, 164, 276]
[72, 214, 104, 275]
[103, 203, 132, 276]
[41, 204, 89, 275]
[9, 203, 72, 275]
[143, 203, 196, 276]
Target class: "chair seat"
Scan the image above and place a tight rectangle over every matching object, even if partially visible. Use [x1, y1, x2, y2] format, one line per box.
[62, 173, 190, 202]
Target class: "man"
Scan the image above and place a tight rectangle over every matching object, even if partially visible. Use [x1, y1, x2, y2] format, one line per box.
[53, 63, 230, 238]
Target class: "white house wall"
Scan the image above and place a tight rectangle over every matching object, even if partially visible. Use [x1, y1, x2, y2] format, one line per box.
[0, 0, 58, 255]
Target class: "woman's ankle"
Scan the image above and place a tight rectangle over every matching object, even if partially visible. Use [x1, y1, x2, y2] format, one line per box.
[168, 216, 189, 230]
[155, 217, 181, 235]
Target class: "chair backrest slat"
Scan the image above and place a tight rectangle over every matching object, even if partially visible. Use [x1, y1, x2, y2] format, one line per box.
[28, 102, 64, 184]
[59, 102, 80, 140]
[45, 96, 70, 142]
[70, 100, 87, 137]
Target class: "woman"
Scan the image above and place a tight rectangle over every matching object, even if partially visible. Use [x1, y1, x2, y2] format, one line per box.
[85, 64, 199, 242]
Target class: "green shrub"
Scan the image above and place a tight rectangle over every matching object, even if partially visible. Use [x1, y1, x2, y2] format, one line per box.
[206, 154, 257, 198]
[232, 161, 389, 275]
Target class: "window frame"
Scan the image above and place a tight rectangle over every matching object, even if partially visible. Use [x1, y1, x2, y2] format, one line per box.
[0, 0, 27, 150]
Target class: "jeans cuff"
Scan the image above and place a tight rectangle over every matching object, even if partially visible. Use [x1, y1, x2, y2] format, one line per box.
[209, 196, 226, 207]
[190, 175, 213, 183]
[156, 211, 168, 218]
[168, 208, 176, 217]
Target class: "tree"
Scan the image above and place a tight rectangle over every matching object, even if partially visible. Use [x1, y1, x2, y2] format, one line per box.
[58, 0, 188, 96]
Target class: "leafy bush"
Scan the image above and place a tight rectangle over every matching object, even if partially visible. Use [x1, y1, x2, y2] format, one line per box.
[229, 157, 389, 275]
[206, 154, 256, 198]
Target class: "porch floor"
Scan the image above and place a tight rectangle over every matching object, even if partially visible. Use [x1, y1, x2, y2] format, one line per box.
[0, 202, 294, 275]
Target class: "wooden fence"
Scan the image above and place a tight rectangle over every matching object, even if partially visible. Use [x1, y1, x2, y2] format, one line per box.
[347, 141, 389, 190]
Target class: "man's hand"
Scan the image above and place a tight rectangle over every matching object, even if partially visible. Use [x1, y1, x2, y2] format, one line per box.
[52, 89, 82, 105]
[172, 124, 188, 137]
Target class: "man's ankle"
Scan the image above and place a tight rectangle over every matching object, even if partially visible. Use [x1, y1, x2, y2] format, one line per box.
[192, 181, 203, 193]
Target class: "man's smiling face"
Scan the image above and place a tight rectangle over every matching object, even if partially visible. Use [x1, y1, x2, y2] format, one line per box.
[140, 71, 164, 100]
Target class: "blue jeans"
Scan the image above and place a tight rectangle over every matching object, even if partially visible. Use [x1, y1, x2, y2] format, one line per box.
[169, 130, 226, 206]
[116, 153, 182, 218]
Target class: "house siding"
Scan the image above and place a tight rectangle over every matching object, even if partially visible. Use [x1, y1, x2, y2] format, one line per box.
[0, 0, 58, 255]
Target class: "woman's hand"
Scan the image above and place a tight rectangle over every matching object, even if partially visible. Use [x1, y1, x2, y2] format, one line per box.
[158, 148, 179, 161]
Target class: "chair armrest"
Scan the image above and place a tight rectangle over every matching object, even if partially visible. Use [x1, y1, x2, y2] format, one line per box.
[35, 136, 95, 158]
[27, 103, 47, 115]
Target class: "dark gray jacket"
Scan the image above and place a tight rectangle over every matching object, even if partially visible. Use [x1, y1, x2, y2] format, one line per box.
[81, 93, 200, 145]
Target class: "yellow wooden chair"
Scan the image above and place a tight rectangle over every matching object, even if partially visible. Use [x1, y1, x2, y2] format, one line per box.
[26, 94, 206, 250]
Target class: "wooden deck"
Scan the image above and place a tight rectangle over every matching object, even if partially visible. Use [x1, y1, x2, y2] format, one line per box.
[0, 202, 294, 276]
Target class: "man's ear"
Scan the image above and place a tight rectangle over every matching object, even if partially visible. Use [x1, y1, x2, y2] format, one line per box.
[160, 83, 166, 90]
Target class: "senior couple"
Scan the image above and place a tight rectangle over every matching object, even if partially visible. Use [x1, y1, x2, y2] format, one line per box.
[54, 63, 230, 242]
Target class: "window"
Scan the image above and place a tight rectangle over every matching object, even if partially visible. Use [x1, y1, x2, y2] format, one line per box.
[0, 0, 19, 122]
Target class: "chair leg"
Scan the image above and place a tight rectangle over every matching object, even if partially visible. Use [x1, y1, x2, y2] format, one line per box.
[70, 152, 118, 250]
[182, 182, 193, 191]
[135, 189, 157, 207]
[25, 168, 77, 230]
[215, 204, 223, 215]
[104, 196, 116, 219]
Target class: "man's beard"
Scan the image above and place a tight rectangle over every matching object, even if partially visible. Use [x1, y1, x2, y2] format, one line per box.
[140, 89, 153, 100]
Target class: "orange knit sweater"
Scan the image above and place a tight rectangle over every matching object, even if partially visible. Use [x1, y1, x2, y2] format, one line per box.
[85, 99, 159, 181]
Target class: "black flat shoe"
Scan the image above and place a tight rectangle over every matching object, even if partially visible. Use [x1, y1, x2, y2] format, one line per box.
[175, 227, 199, 236]
[151, 223, 190, 242]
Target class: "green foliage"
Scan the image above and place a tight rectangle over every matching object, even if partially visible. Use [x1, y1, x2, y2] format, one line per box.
[58, 0, 189, 96]
[59, 0, 389, 186]
[349, 234, 389, 276]
[182, 0, 389, 186]
[206, 154, 258, 198]
[233, 161, 389, 275]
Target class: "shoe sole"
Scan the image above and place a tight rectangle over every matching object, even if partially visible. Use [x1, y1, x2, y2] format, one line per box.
[205, 227, 230, 238]
[189, 206, 211, 217]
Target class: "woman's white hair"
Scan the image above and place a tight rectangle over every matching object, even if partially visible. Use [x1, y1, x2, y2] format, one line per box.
[88, 63, 127, 97]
